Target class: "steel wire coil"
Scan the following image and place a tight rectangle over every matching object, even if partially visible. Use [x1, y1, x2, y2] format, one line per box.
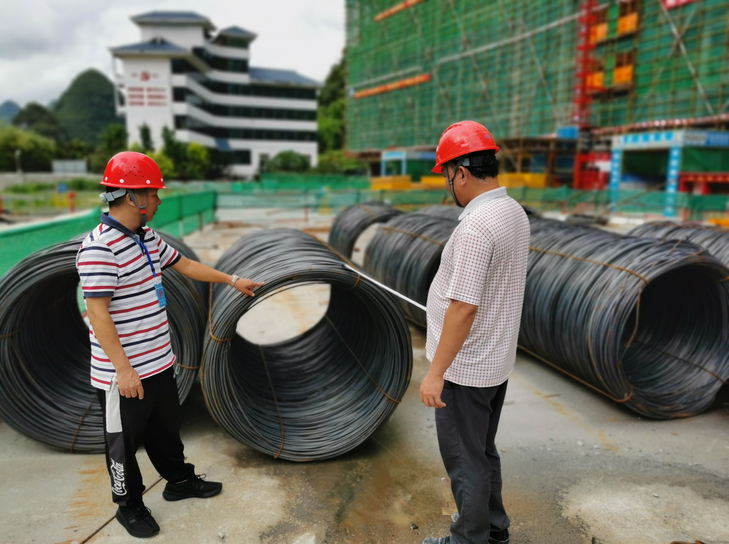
[328, 202, 404, 259]
[0, 233, 206, 452]
[363, 213, 458, 327]
[200, 228, 412, 461]
[628, 222, 729, 266]
[520, 217, 729, 419]
[416, 205, 463, 222]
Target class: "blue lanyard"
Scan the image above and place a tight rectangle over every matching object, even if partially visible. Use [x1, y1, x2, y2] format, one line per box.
[137, 238, 158, 279]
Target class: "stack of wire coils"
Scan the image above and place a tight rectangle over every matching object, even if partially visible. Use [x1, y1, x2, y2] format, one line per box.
[201, 229, 413, 461]
[628, 222, 729, 266]
[364, 213, 458, 326]
[0, 233, 206, 453]
[520, 217, 729, 419]
[328, 202, 403, 259]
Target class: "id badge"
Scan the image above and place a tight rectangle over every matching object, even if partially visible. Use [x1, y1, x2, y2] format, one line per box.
[154, 278, 167, 308]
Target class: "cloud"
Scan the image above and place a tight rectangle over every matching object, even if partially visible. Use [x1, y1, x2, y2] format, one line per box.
[0, 0, 344, 105]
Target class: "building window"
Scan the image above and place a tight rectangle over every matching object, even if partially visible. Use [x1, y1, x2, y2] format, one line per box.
[174, 115, 316, 141]
[228, 150, 252, 164]
[214, 35, 250, 49]
[198, 80, 317, 100]
[193, 48, 249, 73]
[171, 59, 202, 75]
[175, 88, 315, 119]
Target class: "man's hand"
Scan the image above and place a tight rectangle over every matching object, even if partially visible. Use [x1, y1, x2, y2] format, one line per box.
[234, 278, 265, 297]
[117, 365, 144, 399]
[420, 371, 446, 408]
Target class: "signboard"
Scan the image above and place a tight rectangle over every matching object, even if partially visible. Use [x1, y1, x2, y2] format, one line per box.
[126, 86, 168, 108]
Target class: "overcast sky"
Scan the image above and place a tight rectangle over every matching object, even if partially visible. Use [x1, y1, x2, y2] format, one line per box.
[0, 0, 345, 107]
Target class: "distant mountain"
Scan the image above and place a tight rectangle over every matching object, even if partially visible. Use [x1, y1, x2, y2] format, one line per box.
[0, 100, 20, 125]
[12, 102, 68, 143]
[53, 69, 121, 145]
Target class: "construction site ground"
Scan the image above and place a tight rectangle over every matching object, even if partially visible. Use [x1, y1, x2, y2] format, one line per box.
[1, 207, 728, 544]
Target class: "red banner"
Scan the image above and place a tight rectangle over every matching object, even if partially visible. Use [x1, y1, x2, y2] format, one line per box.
[353, 74, 431, 99]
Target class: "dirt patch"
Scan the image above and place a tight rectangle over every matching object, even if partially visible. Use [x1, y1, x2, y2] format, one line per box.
[561, 478, 729, 544]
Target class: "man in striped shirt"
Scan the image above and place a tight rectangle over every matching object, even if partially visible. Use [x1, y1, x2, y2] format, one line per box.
[77, 152, 263, 538]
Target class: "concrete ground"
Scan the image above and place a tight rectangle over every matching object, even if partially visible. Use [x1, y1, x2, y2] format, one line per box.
[1, 208, 728, 544]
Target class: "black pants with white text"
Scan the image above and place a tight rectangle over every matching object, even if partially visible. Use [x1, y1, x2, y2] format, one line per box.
[436, 379, 510, 544]
[97, 368, 194, 507]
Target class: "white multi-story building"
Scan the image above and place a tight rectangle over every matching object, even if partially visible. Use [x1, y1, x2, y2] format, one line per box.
[111, 11, 319, 177]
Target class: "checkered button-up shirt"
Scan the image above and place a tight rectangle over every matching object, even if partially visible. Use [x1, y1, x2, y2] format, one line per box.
[426, 187, 530, 387]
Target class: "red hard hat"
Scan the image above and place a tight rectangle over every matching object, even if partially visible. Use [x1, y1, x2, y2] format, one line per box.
[432, 121, 500, 173]
[101, 151, 166, 189]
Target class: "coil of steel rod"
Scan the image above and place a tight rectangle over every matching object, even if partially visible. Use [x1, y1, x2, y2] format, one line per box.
[328, 202, 403, 259]
[201, 228, 412, 461]
[521, 217, 729, 419]
[363, 213, 458, 327]
[416, 205, 463, 222]
[628, 222, 729, 266]
[0, 234, 206, 453]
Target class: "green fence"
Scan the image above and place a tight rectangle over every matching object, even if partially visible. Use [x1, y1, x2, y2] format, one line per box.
[0, 192, 217, 279]
[166, 175, 371, 195]
[217, 188, 452, 209]
[154, 191, 217, 237]
[0, 209, 100, 279]
[216, 185, 729, 221]
[507, 188, 729, 221]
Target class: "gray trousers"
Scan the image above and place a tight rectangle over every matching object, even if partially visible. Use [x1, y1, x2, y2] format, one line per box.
[435, 379, 510, 544]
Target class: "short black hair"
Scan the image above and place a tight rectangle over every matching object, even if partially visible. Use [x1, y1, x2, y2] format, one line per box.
[445, 150, 499, 180]
[106, 187, 125, 209]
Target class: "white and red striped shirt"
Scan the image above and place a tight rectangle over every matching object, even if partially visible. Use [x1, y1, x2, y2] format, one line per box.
[76, 213, 181, 389]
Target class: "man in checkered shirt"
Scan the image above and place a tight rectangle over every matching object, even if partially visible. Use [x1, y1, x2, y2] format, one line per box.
[421, 122, 530, 544]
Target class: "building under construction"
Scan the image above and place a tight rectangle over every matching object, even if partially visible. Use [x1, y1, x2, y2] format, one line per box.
[345, 0, 729, 200]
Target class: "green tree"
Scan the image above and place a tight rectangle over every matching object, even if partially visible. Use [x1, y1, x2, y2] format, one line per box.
[12, 102, 68, 143]
[161, 126, 187, 171]
[0, 126, 57, 171]
[185, 143, 211, 179]
[317, 54, 346, 153]
[267, 150, 311, 172]
[139, 123, 154, 153]
[150, 150, 177, 179]
[314, 150, 367, 174]
[88, 124, 127, 172]
[57, 138, 93, 160]
[53, 69, 121, 145]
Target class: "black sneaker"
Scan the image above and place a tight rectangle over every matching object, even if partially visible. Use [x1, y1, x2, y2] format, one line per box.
[162, 474, 222, 501]
[116, 503, 160, 538]
[422, 538, 450, 544]
[489, 528, 510, 544]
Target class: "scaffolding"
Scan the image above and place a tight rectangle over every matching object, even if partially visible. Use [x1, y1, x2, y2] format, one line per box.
[345, 0, 729, 152]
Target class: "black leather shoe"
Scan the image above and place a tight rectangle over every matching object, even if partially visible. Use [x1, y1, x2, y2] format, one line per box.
[116, 503, 160, 538]
[489, 528, 510, 544]
[162, 474, 222, 501]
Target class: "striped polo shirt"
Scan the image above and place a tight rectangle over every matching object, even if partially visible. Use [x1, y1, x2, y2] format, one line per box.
[76, 213, 181, 389]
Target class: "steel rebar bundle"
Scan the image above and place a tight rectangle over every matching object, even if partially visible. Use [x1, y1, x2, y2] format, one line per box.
[200, 228, 412, 461]
[328, 202, 403, 259]
[628, 222, 729, 266]
[363, 213, 458, 327]
[521, 218, 729, 419]
[0, 234, 206, 453]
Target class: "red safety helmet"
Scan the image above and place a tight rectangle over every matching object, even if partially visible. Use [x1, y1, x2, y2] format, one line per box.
[101, 151, 166, 190]
[432, 121, 500, 174]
